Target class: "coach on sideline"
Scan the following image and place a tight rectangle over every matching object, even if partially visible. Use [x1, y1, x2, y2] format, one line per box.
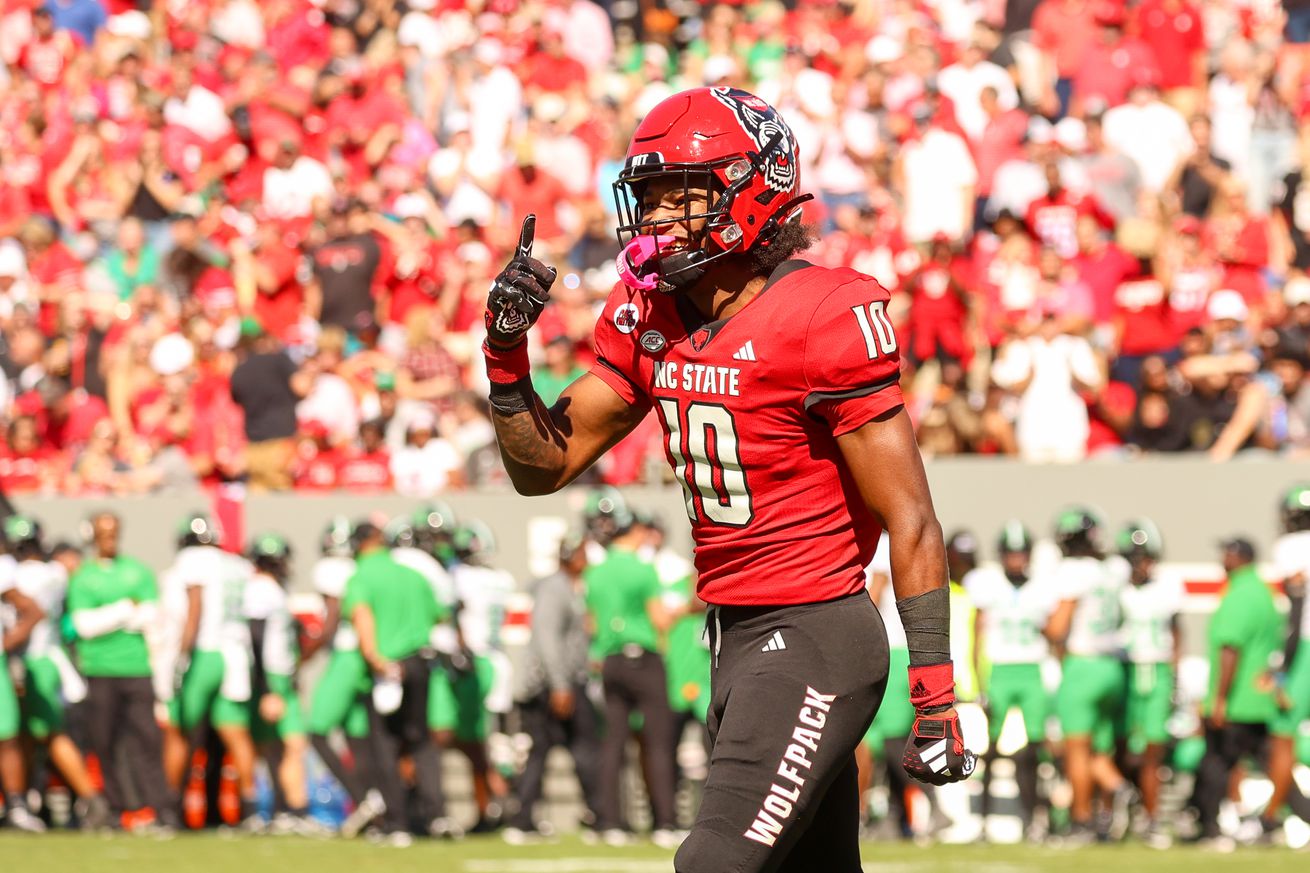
[66, 512, 179, 832]
[1190, 538, 1281, 848]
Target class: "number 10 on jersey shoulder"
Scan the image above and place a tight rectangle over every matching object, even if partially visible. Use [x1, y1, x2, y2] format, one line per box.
[655, 397, 754, 527]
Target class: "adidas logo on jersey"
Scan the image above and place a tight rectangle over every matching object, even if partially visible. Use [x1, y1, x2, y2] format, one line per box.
[733, 341, 757, 362]
[761, 630, 786, 652]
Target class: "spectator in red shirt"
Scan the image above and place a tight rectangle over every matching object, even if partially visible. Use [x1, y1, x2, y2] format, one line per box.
[291, 420, 341, 491]
[1203, 176, 1271, 311]
[1031, 0, 1099, 116]
[1071, 214, 1141, 325]
[1112, 271, 1178, 385]
[1132, 0, 1206, 113]
[497, 148, 570, 256]
[1157, 215, 1221, 335]
[335, 418, 392, 492]
[18, 217, 82, 337]
[232, 219, 303, 342]
[0, 414, 61, 493]
[1071, 3, 1163, 114]
[522, 24, 588, 100]
[1030, 245, 1095, 335]
[375, 193, 449, 328]
[904, 235, 976, 369]
[324, 70, 404, 185]
[17, 7, 75, 91]
[973, 86, 1029, 221]
[1025, 160, 1113, 259]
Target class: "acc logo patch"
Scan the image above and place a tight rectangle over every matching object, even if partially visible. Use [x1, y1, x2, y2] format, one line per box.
[640, 330, 666, 353]
[613, 303, 639, 334]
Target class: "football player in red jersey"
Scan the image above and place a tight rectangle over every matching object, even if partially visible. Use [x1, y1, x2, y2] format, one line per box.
[483, 87, 974, 871]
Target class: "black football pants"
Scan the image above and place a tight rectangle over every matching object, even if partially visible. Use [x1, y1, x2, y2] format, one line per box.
[367, 654, 444, 833]
[675, 592, 890, 873]
[596, 649, 679, 831]
[83, 676, 178, 825]
[508, 682, 603, 830]
[1192, 721, 1267, 838]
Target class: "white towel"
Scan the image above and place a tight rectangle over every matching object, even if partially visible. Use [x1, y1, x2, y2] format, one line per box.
[220, 642, 251, 702]
[47, 645, 87, 705]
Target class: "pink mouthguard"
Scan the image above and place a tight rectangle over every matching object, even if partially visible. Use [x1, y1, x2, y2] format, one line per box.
[617, 235, 677, 290]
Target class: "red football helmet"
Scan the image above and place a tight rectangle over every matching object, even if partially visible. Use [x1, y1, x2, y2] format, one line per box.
[613, 86, 812, 291]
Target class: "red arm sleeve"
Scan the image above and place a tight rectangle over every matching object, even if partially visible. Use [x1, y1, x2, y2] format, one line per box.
[802, 276, 905, 436]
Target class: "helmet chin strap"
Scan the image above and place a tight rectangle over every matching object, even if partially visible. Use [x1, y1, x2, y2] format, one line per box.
[655, 248, 711, 293]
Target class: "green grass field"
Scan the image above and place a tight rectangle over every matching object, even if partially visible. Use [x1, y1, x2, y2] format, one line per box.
[2, 833, 1307, 873]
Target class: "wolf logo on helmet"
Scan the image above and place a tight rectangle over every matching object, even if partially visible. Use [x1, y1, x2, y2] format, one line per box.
[708, 86, 797, 195]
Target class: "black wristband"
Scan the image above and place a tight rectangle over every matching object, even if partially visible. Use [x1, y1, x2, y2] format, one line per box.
[896, 587, 951, 667]
[488, 377, 535, 416]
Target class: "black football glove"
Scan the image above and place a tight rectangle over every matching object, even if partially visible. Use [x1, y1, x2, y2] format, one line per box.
[485, 214, 557, 348]
[903, 710, 976, 786]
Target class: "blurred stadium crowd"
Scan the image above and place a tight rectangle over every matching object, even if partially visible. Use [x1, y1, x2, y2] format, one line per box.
[2, 486, 1310, 851]
[8, 0, 1310, 493]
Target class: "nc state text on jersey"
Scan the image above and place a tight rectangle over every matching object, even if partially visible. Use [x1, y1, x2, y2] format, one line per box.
[652, 361, 741, 397]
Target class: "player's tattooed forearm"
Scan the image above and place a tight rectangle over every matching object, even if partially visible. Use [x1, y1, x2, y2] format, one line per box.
[494, 403, 567, 471]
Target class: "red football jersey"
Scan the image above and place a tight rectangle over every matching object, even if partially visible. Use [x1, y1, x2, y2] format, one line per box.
[590, 260, 904, 606]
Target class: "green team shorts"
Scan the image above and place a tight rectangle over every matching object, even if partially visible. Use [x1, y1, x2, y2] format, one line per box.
[307, 650, 370, 739]
[864, 647, 913, 750]
[168, 649, 250, 731]
[1125, 662, 1173, 751]
[22, 655, 65, 739]
[252, 682, 306, 743]
[430, 655, 494, 741]
[0, 659, 18, 741]
[985, 662, 1048, 743]
[1272, 646, 1310, 739]
[1057, 654, 1126, 752]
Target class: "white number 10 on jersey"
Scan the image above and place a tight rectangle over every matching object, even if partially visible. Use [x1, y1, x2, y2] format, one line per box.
[655, 398, 754, 527]
[852, 300, 898, 359]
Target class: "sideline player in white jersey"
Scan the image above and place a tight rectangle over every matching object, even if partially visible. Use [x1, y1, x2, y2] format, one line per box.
[243, 533, 327, 836]
[5, 516, 112, 828]
[433, 520, 514, 832]
[1268, 486, 1310, 839]
[159, 513, 261, 827]
[965, 521, 1054, 841]
[303, 518, 385, 837]
[1044, 507, 1133, 845]
[0, 535, 46, 832]
[1111, 519, 1181, 848]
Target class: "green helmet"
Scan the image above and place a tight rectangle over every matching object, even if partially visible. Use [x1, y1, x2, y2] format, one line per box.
[1116, 519, 1163, 560]
[384, 516, 418, 549]
[177, 512, 222, 549]
[1281, 485, 1310, 532]
[249, 532, 292, 562]
[1053, 506, 1104, 554]
[452, 519, 496, 563]
[583, 486, 635, 544]
[996, 520, 1033, 555]
[321, 516, 353, 557]
[413, 503, 457, 537]
[4, 515, 43, 557]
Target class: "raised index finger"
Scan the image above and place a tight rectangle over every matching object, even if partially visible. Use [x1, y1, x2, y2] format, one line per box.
[516, 214, 536, 260]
